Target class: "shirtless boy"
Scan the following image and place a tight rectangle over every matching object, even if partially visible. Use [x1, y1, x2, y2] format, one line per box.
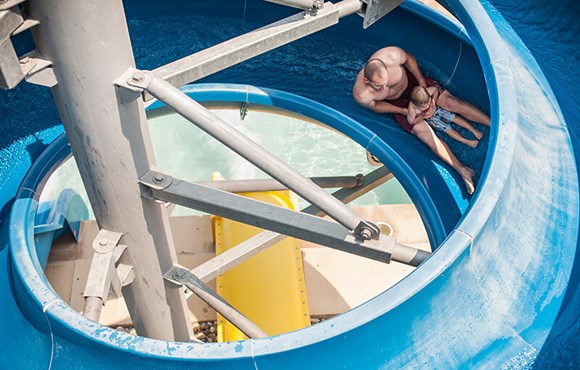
[353, 46, 490, 194]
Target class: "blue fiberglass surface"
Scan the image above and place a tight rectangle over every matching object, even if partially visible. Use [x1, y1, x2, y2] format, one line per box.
[0, 0, 578, 368]
[481, 0, 580, 367]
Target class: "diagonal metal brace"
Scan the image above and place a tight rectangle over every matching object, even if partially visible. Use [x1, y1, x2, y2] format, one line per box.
[128, 70, 379, 240]
[164, 266, 268, 339]
[140, 169, 395, 263]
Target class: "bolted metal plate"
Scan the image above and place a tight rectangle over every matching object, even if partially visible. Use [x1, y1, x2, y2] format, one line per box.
[361, 0, 403, 29]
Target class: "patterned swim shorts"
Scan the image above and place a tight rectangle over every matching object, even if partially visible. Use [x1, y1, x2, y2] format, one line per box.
[426, 107, 455, 133]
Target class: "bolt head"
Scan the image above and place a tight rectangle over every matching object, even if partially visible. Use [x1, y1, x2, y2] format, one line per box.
[173, 269, 186, 279]
[153, 174, 165, 184]
[130, 72, 145, 83]
[98, 238, 108, 246]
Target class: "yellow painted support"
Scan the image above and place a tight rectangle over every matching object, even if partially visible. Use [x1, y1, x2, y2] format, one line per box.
[213, 190, 311, 342]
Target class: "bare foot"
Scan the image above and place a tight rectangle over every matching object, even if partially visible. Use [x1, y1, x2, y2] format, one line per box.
[459, 166, 475, 194]
[466, 140, 479, 148]
[473, 130, 483, 140]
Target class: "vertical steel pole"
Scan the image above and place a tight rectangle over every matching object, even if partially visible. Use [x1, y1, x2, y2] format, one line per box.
[26, 0, 191, 341]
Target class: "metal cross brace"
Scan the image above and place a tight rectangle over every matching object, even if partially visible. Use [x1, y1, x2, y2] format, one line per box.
[164, 265, 268, 339]
[140, 169, 395, 263]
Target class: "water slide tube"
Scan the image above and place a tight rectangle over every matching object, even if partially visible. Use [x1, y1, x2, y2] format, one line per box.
[0, 0, 578, 368]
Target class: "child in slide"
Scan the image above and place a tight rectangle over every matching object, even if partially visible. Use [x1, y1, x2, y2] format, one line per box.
[407, 86, 483, 148]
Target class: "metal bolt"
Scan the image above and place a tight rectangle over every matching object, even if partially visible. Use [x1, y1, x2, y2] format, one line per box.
[19, 57, 31, 65]
[173, 269, 186, 280]
[98, 238, 108, 246]
[359, 228, 372, 240]
[153, 174, 165, 184]
[130, 72, 144, 83]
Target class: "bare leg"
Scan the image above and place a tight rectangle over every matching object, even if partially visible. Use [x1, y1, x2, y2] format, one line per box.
[437, 91, 490, 127]
[452, 115, 483, 140]
[446, 128, 479, 148]
[412, 121, 475, 194]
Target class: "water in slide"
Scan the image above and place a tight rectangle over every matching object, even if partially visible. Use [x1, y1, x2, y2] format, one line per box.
[0, 0, 578, 368]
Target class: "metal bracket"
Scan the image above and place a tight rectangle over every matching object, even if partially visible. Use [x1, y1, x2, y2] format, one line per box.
[139, 169, 174, 190]
[21, 53, 57, 87]
[92, 229, 123, 254]
[359, 0, 403, 29]
[113, 67, 153, 103]
[0, 5, 24, 89]
[84, 229, 132, 302]
[353, 219, 381, 240]
[0, 0, 26, 12]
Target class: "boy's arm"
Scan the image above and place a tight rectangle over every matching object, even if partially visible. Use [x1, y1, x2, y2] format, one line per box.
[426, 86, 440, 102]
[406, 102, 415, 124]
[406, 103, 422, 125]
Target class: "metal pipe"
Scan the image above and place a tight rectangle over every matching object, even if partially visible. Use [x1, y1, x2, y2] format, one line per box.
[263, 0, 318, 10]
[144, 74, 375, 238]
[83, 296, 103, 323]
[391, 243, 431, 267]
[197, 174, 363, 193]
[170, 267, 268, 339]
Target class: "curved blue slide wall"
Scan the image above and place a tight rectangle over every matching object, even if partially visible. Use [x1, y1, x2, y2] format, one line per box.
[0, 0, 578, 368]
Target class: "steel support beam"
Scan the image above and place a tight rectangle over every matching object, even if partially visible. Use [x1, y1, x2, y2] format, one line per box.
[27, 0, 191, 341]
[191, 166, 396, 285]
[0, 6, 24, 89]
[141, 169, 395, 263]
[150, 0, 362, 92]
[130, 71, 379, 240]
[165, 266, 268, 339]
[360, 0, 404, 29]
[196, 174, 363, 193]
[262, 0, 321, 11]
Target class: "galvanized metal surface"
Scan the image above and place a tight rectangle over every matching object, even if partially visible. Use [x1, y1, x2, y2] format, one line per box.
[190, 166, 394, 285]
[166, 266, 268, 339]
[141, 169, 397, 263]
[25, 0, 192, 341]
[151, 0, 361, 92]
[360, 0, 404, 29]
[141, 73, 379, 239]
[195, 174, 363, 192]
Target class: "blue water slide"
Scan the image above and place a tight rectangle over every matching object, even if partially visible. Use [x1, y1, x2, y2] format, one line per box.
[0, 0, 578, 368]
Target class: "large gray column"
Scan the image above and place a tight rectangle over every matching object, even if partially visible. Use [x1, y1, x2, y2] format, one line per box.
[27, 0, 191, 341]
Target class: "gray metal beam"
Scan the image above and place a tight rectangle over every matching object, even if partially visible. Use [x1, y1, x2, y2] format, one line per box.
[263, 0, 321, 11]
[165, 266, 268, 339]
[150, 0, 362, 93]
[27, 0, 191, 342]
[360, 0, 404, 29]
[196, 174, 363, 193]
[0, 6, 24, 89]
[132, 71, 379, 240]
[191, 166, 396, 284]
[141, 169, 395, 263]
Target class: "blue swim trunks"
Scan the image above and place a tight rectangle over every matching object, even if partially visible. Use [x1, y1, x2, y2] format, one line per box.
[426, 107, 455, 133]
